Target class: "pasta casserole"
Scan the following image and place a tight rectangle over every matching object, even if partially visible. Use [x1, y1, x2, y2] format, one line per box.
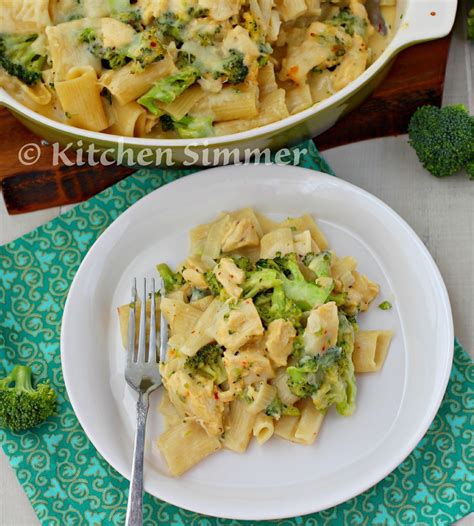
[117, 209, 393, 476]
[1, 0, 395, 138]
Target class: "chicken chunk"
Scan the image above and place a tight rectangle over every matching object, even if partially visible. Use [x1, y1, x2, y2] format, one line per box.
[162, 367, 225, 436]
[215, 299, 264, 351]
[214, 257, 245, 299]
[259, 228, 295, 258]
[265, 319, 296, 367]
[304, 301, 339, 355]
[222, 218, 260, 252]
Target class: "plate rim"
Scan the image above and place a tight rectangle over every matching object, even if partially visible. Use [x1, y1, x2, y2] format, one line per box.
[61, 164, 454, 520]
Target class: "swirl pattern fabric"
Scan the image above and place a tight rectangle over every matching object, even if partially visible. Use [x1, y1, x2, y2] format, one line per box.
[0, 142, 473, 526]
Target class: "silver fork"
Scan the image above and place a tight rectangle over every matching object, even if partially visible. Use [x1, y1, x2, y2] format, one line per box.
[125, 278, 168, 526]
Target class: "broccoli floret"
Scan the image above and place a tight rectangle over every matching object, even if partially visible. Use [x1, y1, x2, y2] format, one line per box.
[408, 104, 474, 179]
[287, 315, 356, 417]
[241, 252, 336, 324]
[327, 8, 368, 37]
[254, 285, 304, 328]
[468, 8, 474, 40]
[265, 395, 300, 419]
[79, 28, 130, 70]
[327, 290, 347, 307]
[242, 13, 272, 67]
[347, 314, 359, 333]
[204, 269, 230, 300]
[157, 263, 184, 292]
[220, 49, 248, 84]
[79, 27, 163, 72]
[0, 33, 46, 85]
[287, 346, 344, 398]
[173, 115, 214, 138]
[242, 268, 281, 298]
[290, 332, 305, 361]
[303, 251, 332, 277]
[78, 28, 97, 44]
[231, 256, 253, 272]
[113, 10, 144, 31]
[138, 66, 199, 112]
[126, 27, 164, 71]
[273, 253, 334, 310]
[156, 11, 189, 42]
[160, 112, 215, 139]
[0, 365, 57, 431]
[184, 344, 227, 384]
[159, 114, 175, 132]
[331, 312, 356, 415]
[195, 24, 222, 47]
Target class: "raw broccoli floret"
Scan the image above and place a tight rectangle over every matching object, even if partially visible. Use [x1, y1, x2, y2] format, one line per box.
[0, 33, 46, 85]
[0, 365, 57, 431]
[265, 395, 300, 419]
[408, 104, 474, 179]
[220, 49, 248, 84]
[138, 66, 199, 112]
[184, 344, 227, 384]
[303, 251, 332, 277]
[327, 8, 368, 37]
[254, 285, 303, 328]
[468, 7, 474, 40]
[157, 263, 184, 292]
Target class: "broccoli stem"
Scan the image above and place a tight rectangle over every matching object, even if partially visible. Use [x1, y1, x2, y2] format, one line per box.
[11, 365, 33, 391]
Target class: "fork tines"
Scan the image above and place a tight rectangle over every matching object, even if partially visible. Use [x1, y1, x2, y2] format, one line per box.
[127, 277, 163, 364]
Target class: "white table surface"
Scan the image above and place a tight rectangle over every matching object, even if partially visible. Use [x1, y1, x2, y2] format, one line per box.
[1, 6, 473, 526]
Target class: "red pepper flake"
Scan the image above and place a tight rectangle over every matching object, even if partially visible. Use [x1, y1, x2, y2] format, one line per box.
[214, 391, 219, 400]
[151, 41, 157, 47]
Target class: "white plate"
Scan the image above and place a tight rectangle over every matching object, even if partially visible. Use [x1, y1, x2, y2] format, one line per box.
[61, 165, 453, 520]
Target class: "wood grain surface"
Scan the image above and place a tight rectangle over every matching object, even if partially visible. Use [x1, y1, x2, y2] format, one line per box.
[0, 36, 451, 214]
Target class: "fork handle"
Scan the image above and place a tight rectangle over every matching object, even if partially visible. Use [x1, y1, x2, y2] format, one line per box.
[125, 391, 149, 526]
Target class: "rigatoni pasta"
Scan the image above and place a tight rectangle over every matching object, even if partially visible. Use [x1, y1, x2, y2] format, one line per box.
[0, 0, 396, 137]
[54, 66, 108, 131]
[117, 208, 394, 476]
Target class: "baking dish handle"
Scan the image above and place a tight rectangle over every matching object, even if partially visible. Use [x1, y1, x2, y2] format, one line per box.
[394, 0, 458, 49]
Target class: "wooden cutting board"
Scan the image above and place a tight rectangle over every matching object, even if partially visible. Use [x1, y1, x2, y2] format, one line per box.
[0, 35, 451, 215]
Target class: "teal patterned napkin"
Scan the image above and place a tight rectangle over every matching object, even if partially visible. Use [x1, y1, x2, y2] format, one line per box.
[1, 141, 473, 526]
